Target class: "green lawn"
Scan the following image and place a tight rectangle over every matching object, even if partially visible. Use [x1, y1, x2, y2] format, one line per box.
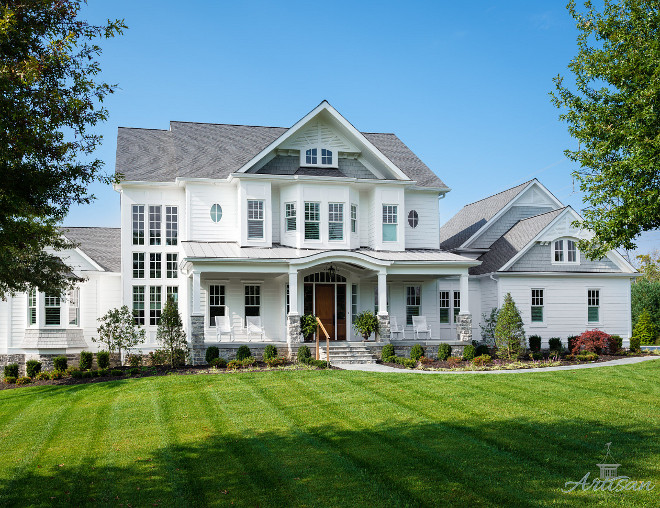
[0, 363, 659, 507]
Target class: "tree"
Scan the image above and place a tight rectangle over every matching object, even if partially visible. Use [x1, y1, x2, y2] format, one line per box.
[0, 1, 125, 296]
[156, 299, 188, 367]
[633, 308, 657, 346]
[96, 306, 145, 365]
[551, 0, 660, 259]
[494, 293, 526, 359]
[479, 307, 499, 345]
[636, 250, 660, 283]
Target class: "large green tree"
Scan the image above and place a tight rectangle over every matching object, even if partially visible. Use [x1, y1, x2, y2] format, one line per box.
[0, 1, 124, 296]
[551, 0, 660, 259]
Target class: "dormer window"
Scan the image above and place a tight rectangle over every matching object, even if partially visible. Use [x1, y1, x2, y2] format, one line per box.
[552, 239, 579, 264]
[302, 147, 335, 167]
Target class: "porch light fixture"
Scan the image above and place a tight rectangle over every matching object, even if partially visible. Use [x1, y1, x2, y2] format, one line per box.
[326, 263, 337, 279]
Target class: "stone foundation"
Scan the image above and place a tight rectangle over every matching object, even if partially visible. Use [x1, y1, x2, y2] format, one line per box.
[190, 314, 205, 365]
[0, 352, 120, 375]
[363, 342, 466, 360]
[287, 313, 301, 344]
[376, 314, 390, 341]
[456, 314, 473, 342]
[195, 343, 293, 364]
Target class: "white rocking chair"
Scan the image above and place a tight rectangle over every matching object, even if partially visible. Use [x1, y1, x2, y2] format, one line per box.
[215, 313, 234, 342]
[412, 315, 432, 340]
[246, 316, 265, 341]
[390, 316, 404, 340]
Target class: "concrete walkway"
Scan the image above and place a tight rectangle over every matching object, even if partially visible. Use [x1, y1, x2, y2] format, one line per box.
[337, 355, 660, 374]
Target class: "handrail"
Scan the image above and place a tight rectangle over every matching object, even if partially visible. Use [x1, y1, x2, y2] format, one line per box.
[315, 317, 330, 367]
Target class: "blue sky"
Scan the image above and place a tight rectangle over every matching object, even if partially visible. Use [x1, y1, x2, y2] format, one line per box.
[68, 0, 658, 256]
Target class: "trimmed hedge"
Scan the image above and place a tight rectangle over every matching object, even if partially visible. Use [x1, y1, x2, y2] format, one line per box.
[236, 345, 252, 361]
[53, 356, 68, 372]
[437, 343, 452, 361]
[528, 335, 542, 352]
[297, 345, 312, 363]
[548, 337, 562, 351]
[381, 344, 395, 362]
[26, 360, 41, 378]
[263, 345, 278, 360]
[462, 344, 476, 361]
[79, 351, 93, 370]
[205, 346, 220, 364]
[97, 351, 110, 369]
[410, 344, 425, 361]
[4, 364, 19, 379]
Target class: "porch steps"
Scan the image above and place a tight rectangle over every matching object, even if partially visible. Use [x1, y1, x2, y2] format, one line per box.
[317, 343, 377, 364]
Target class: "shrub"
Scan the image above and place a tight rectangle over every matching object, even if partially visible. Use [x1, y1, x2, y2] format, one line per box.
[205, 346, 220, 364]
[263, 344, 278, 360]
[609, 335, 623, 352]
[82, 370, 93, 379]
[156, 299, 188, 367]
[4, 376, 17, 384]
[35, 372, 50, 381]
[394, 357, 417, 368]
[79, 351, 93, 370]
[572, 330, 610, 355]
[567, 336, 579, 353]
[297, 345, 312, 363]
[494, 293, 526, 359]
[472, 354, 492, 366]
[576, 352, 599, 361]
[353, 311, 379, 341]
[90, 369, 101, 377]
[210, 357, 227, 368]
[410, 344, 425, 361]
[241, 356, 256, 367]
[462, 344, 476, 361]
[26, 360, 42, 378]
[446, 356, 462, 367]
[264, 356, 286, 367]
[98, 368, 109, 377]
[236, 345, 252, 361]
[437, 343, 452, 361]
[633, 309, 657, 346]
[548, 337, 563, 351]
[227, 360, 242, 370]
[530, 352, 543, 361]
[419, 356, 434, 365]
[51, 370, 64, 380]
[300, 313, 317, 341]
[96, 351, 110, 369]
[110, 369, 122, 377]
[528, 335, 542, 352]
[381, 344, 395, 362]
[129, 368, 140, 376]
[480, 307, 499, 345]
[307, 358, 329, 369]
[128, 354, 143, 368]
[70, 369, 83, 378]
[17, 376, 32, 385]
[629, 334, 641, 352]
[475, 344, 490, 356]
[4, 364, 19, 378]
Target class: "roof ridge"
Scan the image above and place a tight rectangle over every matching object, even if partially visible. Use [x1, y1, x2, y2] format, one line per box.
[463, 179, 536, 208]
[170, 120, 288, 129]
[118, 126, 169, 132]
[514, 206, 567, 224]
[60, 226, 121, 230]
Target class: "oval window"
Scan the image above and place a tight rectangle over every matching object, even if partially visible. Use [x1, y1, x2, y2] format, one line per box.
[210, 204, 222, 223]
[408, 210, 419, 228]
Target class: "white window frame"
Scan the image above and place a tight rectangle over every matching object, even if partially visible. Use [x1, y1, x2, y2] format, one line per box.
[28, 289, 37, 326]
[405, 285, 421, 326]
[453, 291, 461, 324]
[149, 205, 162, 246]
[210, 203, 223, 223]
[328, 203, 344, 241]
[247, 200, 265, 240]
[149, 286, 162, 326]
[301, 147, 337, 168]
[68, 287, 80, 326]
[439, 291, 450, 324]
[382, 204, 398, 242]
[304, 202, 321, 241]
[244, 284, 261, 326]
[166, 286, 178, 308]
[133, 252, 144, 279]
[165, 206, 178, 246]
[132, 286, 145, 326]
[552, 238, 580, 264]
[166, 253, 178, 279]
[150, 252, 161, 279]
[587, 288, 600, 324]
[351, 204, 357, 234]
[132, 204, 145, 245]
[531, 288, 544, 325]
[285, 202, 296, 232]
[408, 210, 419, 229]
[44, 293, 61, 326]
[208, 284, 226, 327]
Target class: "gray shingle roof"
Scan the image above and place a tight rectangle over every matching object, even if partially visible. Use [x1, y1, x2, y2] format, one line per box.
[470, 208, 564, 275]
[60, 227, 121, 272]
[116, 122, 447, 188]
[439, 180, 533, 250]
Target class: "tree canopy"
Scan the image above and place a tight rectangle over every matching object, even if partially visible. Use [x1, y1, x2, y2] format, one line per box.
[0, 1, 125, 296]
[551, 0, 660, 259]
[96, 306, 145, 365]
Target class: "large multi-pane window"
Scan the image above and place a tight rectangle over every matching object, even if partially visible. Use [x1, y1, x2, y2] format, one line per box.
[405, 286, 421, 325]
[68, 288, 79, 326]
[44, 293, 60, 325]
[383, 205, 398, 242]
[133, 252, 144, 279]
[305, 148, 317, 165]
[166, 286, 178, 309]
[531, 289, 544, 323]
[328, 203, 344, 241]
[132, 286, 145, 325]
[165, 206, 178, 246]
[209, 284, 225, 326]
[304, 202, 320, 240]
[321, 148, 333, 165]
[453, 291, 461, 322]
[439, 291, 450, 324]
[351, 204, 357, 234]
[166, 253, 178, 278]
[149, 286, 162, 326]
[285, 202, 296, 232]
[149, 205, 162, 245]
[247, 200, 264, 239]
[244, 285, 261, 324]
[588, 289, 600, 323]
[132, 205, 145, 245]
[28, 289, 37, 326]
[150, 253, 161, 278]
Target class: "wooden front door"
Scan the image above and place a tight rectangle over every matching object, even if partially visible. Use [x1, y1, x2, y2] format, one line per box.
[315, 284, 335, 340]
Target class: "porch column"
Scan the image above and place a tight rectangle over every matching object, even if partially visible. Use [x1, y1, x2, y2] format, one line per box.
[457, 272, 472, 342]
[190, 270, 204, 365]
[376, 270, 390, 341]
[287, 268, 301, 346]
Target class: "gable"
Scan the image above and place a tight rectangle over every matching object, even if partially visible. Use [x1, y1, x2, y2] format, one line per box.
[507, 243, 620, 273]
[279, 118, 359, 153]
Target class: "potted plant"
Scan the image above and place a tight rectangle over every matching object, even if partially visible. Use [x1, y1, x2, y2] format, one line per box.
[300, 313, 317, 342]
[353, 311, 379, 341]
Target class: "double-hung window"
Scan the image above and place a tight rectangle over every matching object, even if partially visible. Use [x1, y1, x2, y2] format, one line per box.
[149, 205, 161, 245]
[383, 205, 398, 242]
[453, 291, 461, 323]
[588, 289, 600, 323]
[304, 202, 320, 240]
[531, 289, 544, 323]
[28, 290, 37, 326]
[247, 200, 264, 239]
[150, 253, 161, 278]
[133, 253, 144, 279]
[567, 240, 577, 262]
[244, 285, 261, 325]
[166, 286, 178, 308]
[351, 204, 357, 234]
[328, 203, 344, 241]
[44, 293, 61, 326]
[285, 202, 296, 232]
[405, 285, 421, 325]
[165, 206, 178, 245]
[68, 288, 80, 326]
[132, 205, 145, 245]
[439, 291, 450, 324]
[132, 286, 145, 325]
[209, 284, 225, 326]
[553, 240, 564, 262]
[351, 284, 358, 323]
[554, 239, 579, 263]
[150, 286, 162, 326]
[166, 253, 178, 278]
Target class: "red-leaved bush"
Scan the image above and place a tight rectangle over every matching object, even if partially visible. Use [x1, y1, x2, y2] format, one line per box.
[571, 330, 612, 355]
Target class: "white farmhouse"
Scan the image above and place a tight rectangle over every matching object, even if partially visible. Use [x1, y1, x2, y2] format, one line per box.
[0, 101, 637, 366]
